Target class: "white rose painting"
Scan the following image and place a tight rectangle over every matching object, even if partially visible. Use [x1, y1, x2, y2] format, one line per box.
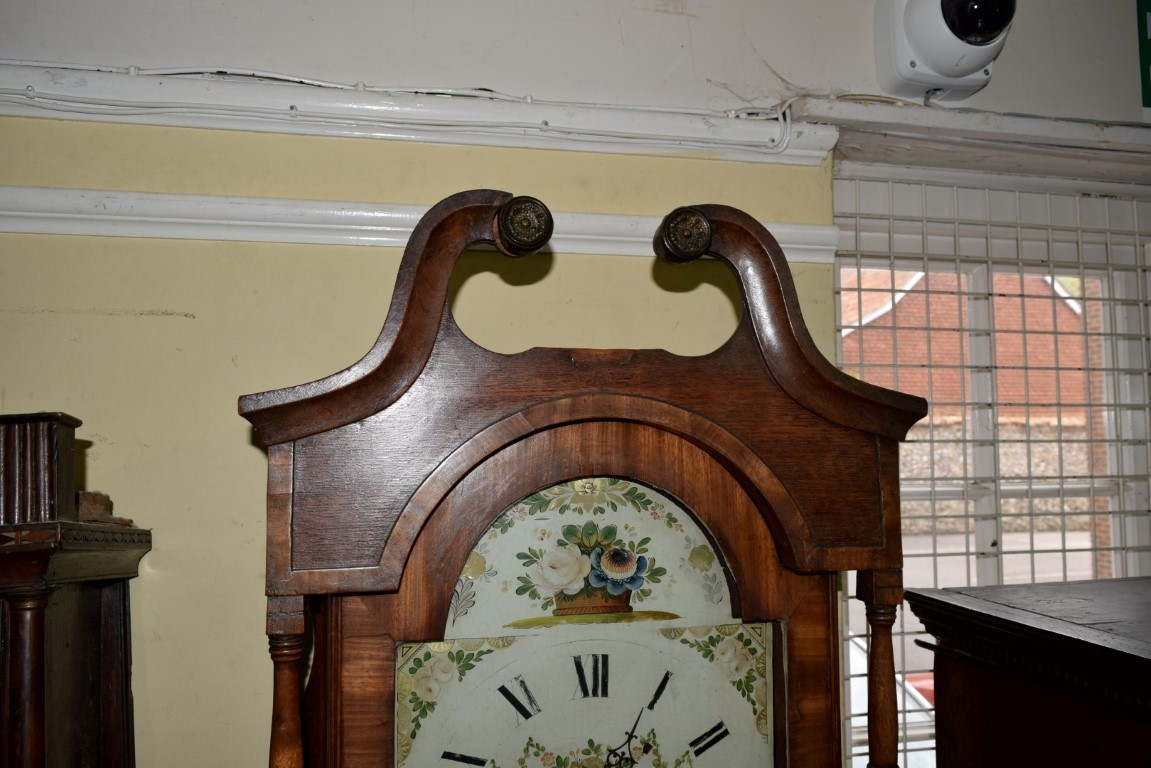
[530, 547, 591, 596]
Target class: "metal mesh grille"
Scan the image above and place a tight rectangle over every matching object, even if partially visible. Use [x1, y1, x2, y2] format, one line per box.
[834, 178, 1151, 767]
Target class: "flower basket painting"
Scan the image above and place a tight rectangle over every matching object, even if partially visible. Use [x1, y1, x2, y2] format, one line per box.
[522, 520, 652, 616]
[445, 477, 735, 638]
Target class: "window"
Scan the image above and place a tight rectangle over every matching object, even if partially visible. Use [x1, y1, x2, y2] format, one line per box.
[834, 178, 1151, 767]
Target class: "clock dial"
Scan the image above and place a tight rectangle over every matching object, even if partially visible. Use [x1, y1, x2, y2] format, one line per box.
[396, 478, 775, 767]
[395, 624, 772, 767]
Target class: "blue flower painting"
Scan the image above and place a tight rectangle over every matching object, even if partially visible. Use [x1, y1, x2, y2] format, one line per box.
[588, 547, 648, 595]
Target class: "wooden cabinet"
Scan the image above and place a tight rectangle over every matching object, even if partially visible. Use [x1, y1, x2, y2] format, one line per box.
[1, 413, 152, 768]
[906, 578, 1151, 768]
[240, 191, 927, 768]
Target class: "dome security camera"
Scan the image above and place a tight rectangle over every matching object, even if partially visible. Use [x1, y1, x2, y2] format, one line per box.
[876, 0, 1016, 102]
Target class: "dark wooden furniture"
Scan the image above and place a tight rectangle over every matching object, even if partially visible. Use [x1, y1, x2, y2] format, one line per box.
[906, 578, 1151, 768]
[240, 190, 927, 768]
[0, 413, 152, 768]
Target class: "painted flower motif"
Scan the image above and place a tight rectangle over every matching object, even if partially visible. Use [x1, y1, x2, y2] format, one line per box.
[687, 544, 715, 572]
[461, 552, 488, 580]
[567, 477, 611, 509]
[540, 752, 556, 768]
[411, 668, 442, 701]
[428, 655, 456, 683]
[588, 547, 648, 595]
[531, 547, 592, 595]
[409, 654, 453, 704]
[631, 745, 646, 762]
[714, 636, 753, 678]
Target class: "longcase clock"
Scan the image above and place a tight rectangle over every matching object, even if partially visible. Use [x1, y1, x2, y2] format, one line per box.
[239, 190, 927, 768]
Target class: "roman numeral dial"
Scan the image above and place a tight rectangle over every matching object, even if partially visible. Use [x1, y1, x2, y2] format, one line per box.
[647, 670, 672, 710]
[497, 675, 541, 721]
[690, 721, 730, 757]
[397, 625, 771, 768]
[574, 653, 609, 698]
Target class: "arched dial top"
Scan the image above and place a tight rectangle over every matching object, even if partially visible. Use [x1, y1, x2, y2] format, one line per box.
[239, 189, 925, 448]
[443, 476, 736, 639]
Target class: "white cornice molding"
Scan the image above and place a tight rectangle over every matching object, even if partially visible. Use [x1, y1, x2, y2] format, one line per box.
[0, 186, 839, 263]
[795, 96, 1151, 188]
[835, 161, 1151, 199]
[0, 64, 837, 166]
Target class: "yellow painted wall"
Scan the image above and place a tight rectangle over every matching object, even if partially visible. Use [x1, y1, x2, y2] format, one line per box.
[0, 115, 834, 765]
[0, 117, 831, 218]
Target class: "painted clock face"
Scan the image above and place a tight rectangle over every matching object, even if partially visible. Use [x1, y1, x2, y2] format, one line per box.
[395, 477, 774, 768]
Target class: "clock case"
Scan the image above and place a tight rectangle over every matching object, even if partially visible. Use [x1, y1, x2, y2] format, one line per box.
[239, 190, 927, 768]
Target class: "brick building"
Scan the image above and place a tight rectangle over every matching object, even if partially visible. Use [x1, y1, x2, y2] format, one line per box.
[839, 269, 1091, 423]
[839, 268, 1111, 566]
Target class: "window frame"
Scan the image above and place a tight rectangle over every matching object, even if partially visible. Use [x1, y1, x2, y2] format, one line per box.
[832, 176, 1151, 767]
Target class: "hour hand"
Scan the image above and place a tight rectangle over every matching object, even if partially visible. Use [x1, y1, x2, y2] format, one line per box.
[605, 740, 653, 767]
[605, 709, 649, 766]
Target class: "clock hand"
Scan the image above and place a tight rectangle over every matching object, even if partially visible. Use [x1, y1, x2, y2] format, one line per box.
[604, 709, 653, 767]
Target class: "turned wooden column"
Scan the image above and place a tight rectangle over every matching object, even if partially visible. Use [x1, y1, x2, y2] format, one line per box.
[267, 595, 307, 768]
[857, 568, 903, 768]
[5, 591, 49, 768]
